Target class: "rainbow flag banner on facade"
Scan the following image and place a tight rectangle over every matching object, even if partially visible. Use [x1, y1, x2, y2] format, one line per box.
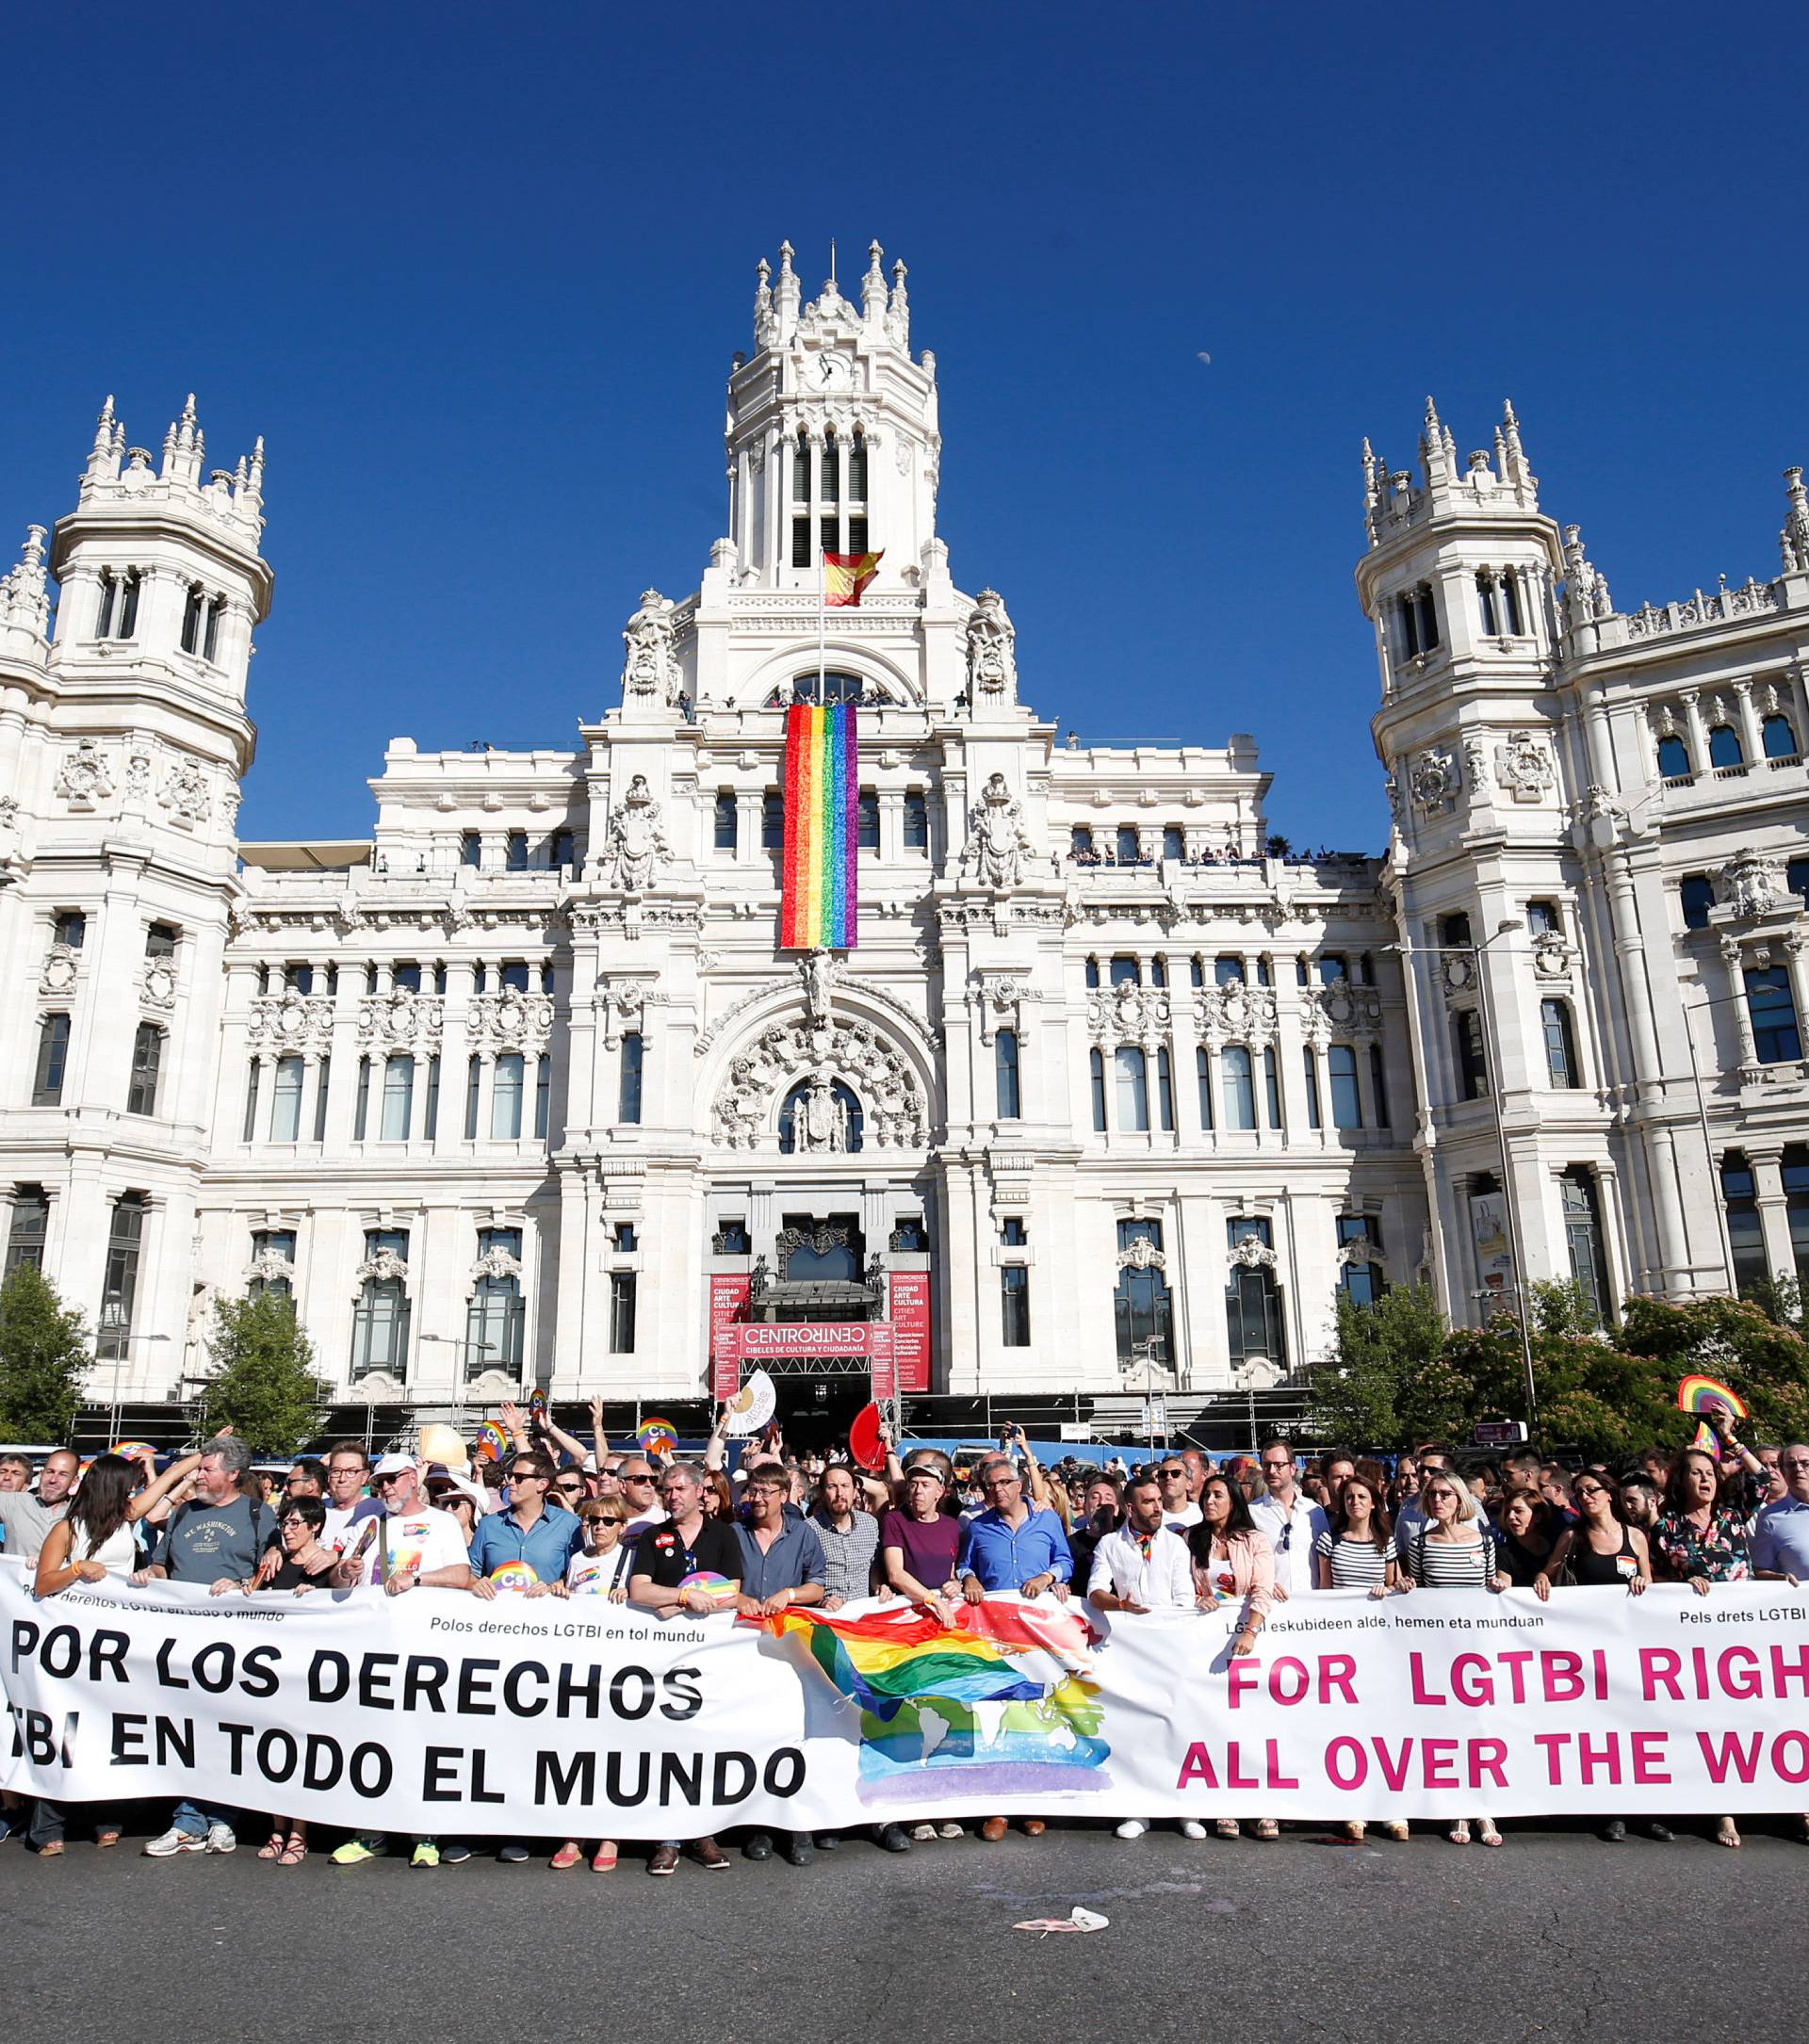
[779, 701, 858, 949]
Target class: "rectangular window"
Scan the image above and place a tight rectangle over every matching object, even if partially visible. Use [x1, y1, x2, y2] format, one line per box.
[284, 961, 314, 994]
[1679, 875, 1715, 929]
[499, 962, 530, 993]
[461, 831, 481, 868]
[505, 831, 528, 872]
[242, 1058, 263, 1142]
[1526, 900, 1560, 936]
[714, 792, 738, 851]
[761, 791, 785, 849]
[903, 790, 929, 849]
[848, 437, 868, 499]
[995, 1030, 1021, 1119]
[353, 1056, 371, 1141]
[534, 1055, 550, 1138]
[609, 1271, 638, 1354]
[145, 922, 178, 959]
[392, 962, 422, 993]
[269, 1054, 304, 1141]
[819, 515, 838, 558]
[1263, 1046, 1282, 1128]
[1303, 1046, 1322, 1129]
[1214, 955, 1244, 987]
[130, 1017, 167, 1111]
[821, 439, 840, 503]
[857, 788, 880, 850]
[1789, 858, 1809, 910]
[1222, 1046, 1257, 1130]
[32, 1014, 72, 1106]
[1108, 956, 1140, 987]
[1720, 1156, 1768, 1294]
[424, 1054, 441, 1140]
[1001, 1264, 1032, 1348]
[1156, 1046, 1175, 1131]
[551, 828, 576, 871]
[617, 1032, 644, 1126]
[1369, 1043, 1390, 1127]
[381, 1054, 415, 1141]
[1089, 1047, 1107, 1132]
[95, 1192, 146, 1361]
[848, 514, 868, 555]
[999, 1217, 1026, 1248]
[1338, 1215, 1384, 1307]
[248, 1228, 297, 1300]
[54, 911, 87, 949]
[5, 1187, 49, 1277]
[1115, 1046, 1149, 1131]
[1196, 1046, 1214, 1129]
[1745, 965, 1802, 1064]
[1317, 954, 1347, 984]
[350, 1229, 411, 1378]
[1541, 998, 1580, 1088]
[1328, 1043, 1362, 1128]
[314, 1055, 332, 1142]
[791, 516, 810, 568]
[1454, 1008, 1490, 1098]
[492, 1051, 525, 1139]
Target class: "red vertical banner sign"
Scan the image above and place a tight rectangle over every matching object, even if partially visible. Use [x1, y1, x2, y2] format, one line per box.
[868, 1322, 897, 1404]
[888, 1273, 932, 1393]
[709, 1275, 751, 1403]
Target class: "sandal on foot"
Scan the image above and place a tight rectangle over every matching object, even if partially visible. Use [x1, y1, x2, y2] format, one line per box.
[550, 1842, 582, 1870]
[95, 1830, 121, 1850]
[279, 1835, 308, 1866]
[1447, 1821, 1471, 1845]
[257, 1834, 286, 1860]
[1343, 1821, 1366, 1842]
[1214, 1818, 1241, 1840]
[37, 1840, 63, 1857]
[1381, 1821, 1410, 1841]
[1252, 1819, 1279, 1841]
[591, 1843, 618, 1872]
[1477, 1821, 1503, 1848]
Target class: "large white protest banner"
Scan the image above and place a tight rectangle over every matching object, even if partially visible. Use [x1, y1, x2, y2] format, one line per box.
[5, 1562, 1809, 1832]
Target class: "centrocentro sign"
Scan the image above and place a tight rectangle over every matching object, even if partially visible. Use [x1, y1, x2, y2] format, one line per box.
[714, 1322, 895, 1363]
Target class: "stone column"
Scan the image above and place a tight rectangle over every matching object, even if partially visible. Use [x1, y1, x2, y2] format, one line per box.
[1733, 679, 1765, 764]
[1679, 689, 1712, 773]
[1719, 939, 1760, 1072]
[1750, 1149, 1793, 1282]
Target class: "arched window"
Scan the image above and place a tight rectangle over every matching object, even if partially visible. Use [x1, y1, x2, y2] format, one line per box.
[792, 432, 810, 502]
[1108, 955, 1140, 987]
[783, 670, 864, 706]
[1084, 956, 1100, 989]
[1396, 582, 1440, 658]
[1476, 572, 1499, 637]
[1762, 713, 1799, 760]
[1214, 955, 1244, 987]
[995, 1030, 1021, 1119]
[1656, 733, 1691, 780]
[777, 1079, 864, 1153]
[1114, 1046, 1149, 1131]
[1708, 723, 1745, 770]
[1222, 1046, 1257, 1130]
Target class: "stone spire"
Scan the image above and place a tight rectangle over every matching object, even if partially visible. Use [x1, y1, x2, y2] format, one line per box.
[1361, 436, 1383, 543]
[1499, 398, 1535, 494]
[774, 239, 801, 346]
[1419, 396, 1457, 490]
[1561, 524, 1613, 628]
[753, 255, 776, 350]
[0, 525, 50, 638]
[84, 395, 123, 486]
[885, 257, 910, 350]
[235, 435, 266, 525]
[1781, 466, 1809, 575]
[162, 394, 204, 486]
[861, 239, 888, 326]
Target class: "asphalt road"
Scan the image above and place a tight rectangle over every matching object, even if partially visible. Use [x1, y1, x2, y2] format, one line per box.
[5, 1815, 1805, 2041]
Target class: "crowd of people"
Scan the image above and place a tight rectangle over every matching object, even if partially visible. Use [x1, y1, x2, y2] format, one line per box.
[2, 1399, 1807, 1871]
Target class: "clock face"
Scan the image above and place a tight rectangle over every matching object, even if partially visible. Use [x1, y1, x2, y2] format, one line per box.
[816, 351, 854, 390]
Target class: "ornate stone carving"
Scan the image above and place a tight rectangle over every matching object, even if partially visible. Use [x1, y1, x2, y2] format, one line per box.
[965, 589, 1017, 700]
[1229, 1233, 1278, 1270]
[249, 992, 335, 1048]
[1116, 1233, 1166, 1272]
[973, 970, 1032, 1045]
[621, 590, 680, 705]
[470, 990, 553, 1048]
[245, 1247, 297, 1288]
[961, 772, 1034, 888]
[1462, 735, 1491, 793]
[801, 949, 839, 1027]
[1494, 732, 1555, 803]
[712, 1015, 926, 1151]
[41, 942, 80, 997]
[466, 1242, 523, 1296]
[1307, 981, 1383, 1037]
[1337, 1238, 1385, 1269]
[1195, 979, 1279, 1041]
[357, 989, 445, 1046]
[159, 754, 212, 828]
[606, 775, 670, 890]
[1531, 931, 1574, 982]
[1408, 748, 1459, 819]
[351, 1247, 409, 1291]
[125, 751, 152, 799]
[55, 738, 113, 810]
[140, 958, 178, 1011]
[789, 1070, 851, 1151]
[1088, 981, 1172, 1046]
[1561, 524, 1613, 627]
[774, 1222, 849, 1261]
[1722, 850, 1785, 919]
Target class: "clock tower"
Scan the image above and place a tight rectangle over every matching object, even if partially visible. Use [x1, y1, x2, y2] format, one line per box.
[722, 241, 941, 594]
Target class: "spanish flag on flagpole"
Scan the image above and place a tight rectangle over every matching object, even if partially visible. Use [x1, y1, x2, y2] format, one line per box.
[823, 549, 884, 607]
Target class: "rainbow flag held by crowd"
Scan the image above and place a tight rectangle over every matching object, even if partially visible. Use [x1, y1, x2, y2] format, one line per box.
[762, 1604, 1043, 1721]
[779, 702, 858, 950]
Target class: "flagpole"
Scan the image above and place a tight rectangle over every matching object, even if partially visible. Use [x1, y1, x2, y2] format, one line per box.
[819, 545, 826, 703]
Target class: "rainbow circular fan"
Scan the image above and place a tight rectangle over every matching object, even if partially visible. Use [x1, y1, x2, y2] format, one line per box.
[486, 1562, 539, 1592]
[474, 1420, 511, 1464]
[634, 1419, 678, 1456]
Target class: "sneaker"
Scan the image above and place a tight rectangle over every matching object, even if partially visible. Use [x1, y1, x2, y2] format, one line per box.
[498, 1842, 530, 1865]
[1116, 1820, 1148, 1841]
[204, 1824, 236, 1855]
[331, 1835, 387, 1866]
[441, 1841, 473, 1864]
[411, 1840, 441, 1868]
[144, 1827, 207, 1857]
[647, 1845, 680, 1876]
[937, 1822, 964, 1841]
[910, 1824, 937, 1842]
[1179, 1819, 1208, 1841]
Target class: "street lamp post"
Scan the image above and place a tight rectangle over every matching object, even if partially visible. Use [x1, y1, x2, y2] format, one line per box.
[1396, 923, 1539, 1430]
[1679, 990, 1743, 1297]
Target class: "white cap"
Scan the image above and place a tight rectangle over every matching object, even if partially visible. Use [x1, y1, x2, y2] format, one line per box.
[371, 1452, 416, 1478]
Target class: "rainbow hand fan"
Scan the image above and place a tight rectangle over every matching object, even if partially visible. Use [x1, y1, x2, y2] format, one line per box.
[1677, 1374, 1748, 1458]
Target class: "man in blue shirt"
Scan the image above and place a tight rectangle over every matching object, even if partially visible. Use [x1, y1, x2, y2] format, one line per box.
[958, 1455, 1073, 1602]
[1753, 1442, 1809, 1581]
[468, 1451, 582, 1597]
[735, 1463, 827, 1868]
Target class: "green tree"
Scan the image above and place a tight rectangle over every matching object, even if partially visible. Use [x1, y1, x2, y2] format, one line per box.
[1313, 1285, 1451, 1447]
[0, 1263, 91, 1443]
[1617, 1295, 1809, 1448]
[200, 1292, 329, 1454]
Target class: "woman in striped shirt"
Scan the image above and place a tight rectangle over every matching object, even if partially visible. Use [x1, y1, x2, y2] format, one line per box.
[1314, 1475, 1408, 1843]
[1399, 1471, 1504, 1846]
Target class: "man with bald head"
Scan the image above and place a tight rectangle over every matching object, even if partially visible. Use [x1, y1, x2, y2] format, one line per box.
[0, 1449, 79, 1562]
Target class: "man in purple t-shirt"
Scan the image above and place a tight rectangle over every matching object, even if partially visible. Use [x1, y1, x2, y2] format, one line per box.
[879, 1463, 961, 1601]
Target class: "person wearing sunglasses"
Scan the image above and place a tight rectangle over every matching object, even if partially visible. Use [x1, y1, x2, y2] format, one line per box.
[1153, 1457, 1201, 1531]
[1248, 1435, 1328, 1604]
[617, 1459, 667, 1535]
[468, 1451, 582, 1606]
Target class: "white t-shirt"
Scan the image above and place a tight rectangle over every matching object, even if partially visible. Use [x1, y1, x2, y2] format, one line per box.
[566, 1544, 634, 1596]
[1164, 1501, 1204, 1530]
[621, 1504, 669, 1537]
[344, 1507, 469, 1585]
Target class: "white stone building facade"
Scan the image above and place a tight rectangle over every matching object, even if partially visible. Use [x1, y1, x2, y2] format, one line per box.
[1, 248, 1804, 1436]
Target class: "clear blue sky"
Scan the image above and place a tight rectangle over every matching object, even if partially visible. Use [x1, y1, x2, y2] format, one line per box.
[5, 2, 1802, 852]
